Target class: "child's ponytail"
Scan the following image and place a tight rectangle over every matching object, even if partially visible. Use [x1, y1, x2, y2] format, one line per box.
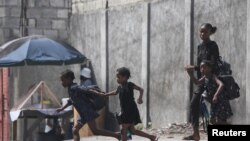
[210, 26, 217, 34]
[201, 23, 217, 34]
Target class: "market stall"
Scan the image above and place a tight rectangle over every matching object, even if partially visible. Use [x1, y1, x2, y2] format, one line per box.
[10, 81, 73, 141]
[0, 35, 86, 141]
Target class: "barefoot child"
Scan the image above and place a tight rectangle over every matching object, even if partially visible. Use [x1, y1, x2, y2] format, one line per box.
[105, 67, 159, 141]
[57, 69, 120, 141]
[185, 61, 233, 125]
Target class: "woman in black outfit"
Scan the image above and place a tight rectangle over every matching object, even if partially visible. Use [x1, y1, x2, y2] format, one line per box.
[184, 23, 220, 141]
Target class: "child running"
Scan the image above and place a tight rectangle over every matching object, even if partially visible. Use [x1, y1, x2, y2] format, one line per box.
[185, 61, 233, 125]
[57, 69, 120, 141]
[105, 67, 159, 141]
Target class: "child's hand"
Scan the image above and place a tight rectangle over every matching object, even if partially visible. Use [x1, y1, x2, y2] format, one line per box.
[212, 95, 219, 103]
[98, 91, 106, 96]
[185, 65, 195, 72]
[56, 108, 63, 113]
[137, 98, 143, 104]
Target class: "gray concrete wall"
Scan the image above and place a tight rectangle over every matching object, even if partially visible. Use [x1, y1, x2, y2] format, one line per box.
[70, 12, 102, 89]
[149, 0, 188, 126]
[247, 0, 250, 124]
[108, 3, 144, 120]
[70, 0, 250, 128]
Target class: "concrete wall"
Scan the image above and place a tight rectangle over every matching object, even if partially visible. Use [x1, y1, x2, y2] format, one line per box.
[0, 0, 22, 43]
[149, 0, 188, 126]
[70, 0, 250, 128]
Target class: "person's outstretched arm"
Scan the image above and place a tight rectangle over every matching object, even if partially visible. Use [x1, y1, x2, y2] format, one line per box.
[185, 65, 205, 85]
[56, 100, 72, 112]
[88, 89, 106, 96]
[105, 90, 118, 96]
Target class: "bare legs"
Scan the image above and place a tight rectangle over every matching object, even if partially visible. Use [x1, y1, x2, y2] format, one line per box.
[72, 123, 83, 141]
[88, 120, 120, 140]
[121, 124, 157, 141]
[72, 120, 120, 141]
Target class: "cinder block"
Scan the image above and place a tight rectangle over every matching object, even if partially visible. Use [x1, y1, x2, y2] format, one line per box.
[28, 19, 36, 27]
[0, 29, 4, 43]
[12, 28, 20, 36]
[10, 7, 21, 17]
[36, 19, 52, 29]
[28, 0, 35, 7]
[52, 20, 67, 29]
[0, 18, 3, 26]
[50, 0, 64, 7]
[0, 7, 5, 17]
[44, 29, 58, 38]
[58, 30, 69, 40]
[72, 0, 106, 14]
[36, 0, 50, 7]
[4, 0, 21, 6]
[4, 18, 20, 28]
[42, 9, 57, 18]
[28, 28, 43, 35]
[27, 8, 42, 18]
[57, 9, 69, 18]
[64, 0, 72, 8]
[2, 28, 11, 37]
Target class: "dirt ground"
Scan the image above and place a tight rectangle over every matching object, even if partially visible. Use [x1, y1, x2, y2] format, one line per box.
[142, 123, 208, 140]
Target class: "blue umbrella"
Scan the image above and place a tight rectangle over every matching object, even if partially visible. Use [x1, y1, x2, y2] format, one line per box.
[0, 35, 86, 67]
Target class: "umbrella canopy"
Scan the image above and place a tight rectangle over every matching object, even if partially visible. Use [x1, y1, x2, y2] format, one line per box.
[0, 35, 86, 67]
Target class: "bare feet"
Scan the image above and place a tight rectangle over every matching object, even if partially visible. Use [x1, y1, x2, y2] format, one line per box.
[151, 135, 160, 141]
[183, 134, 200, 141]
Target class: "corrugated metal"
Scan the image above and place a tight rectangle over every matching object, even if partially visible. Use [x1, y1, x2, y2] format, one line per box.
[0, 68, 9, 141]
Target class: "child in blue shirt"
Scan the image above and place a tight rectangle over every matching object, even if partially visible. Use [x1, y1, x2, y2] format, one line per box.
[57, 69, 120, 141]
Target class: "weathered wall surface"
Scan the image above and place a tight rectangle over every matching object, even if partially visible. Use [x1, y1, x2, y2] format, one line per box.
[70, 0, 250, 128]
[149, 0, 188, 126]
[70, 12, 102, 89]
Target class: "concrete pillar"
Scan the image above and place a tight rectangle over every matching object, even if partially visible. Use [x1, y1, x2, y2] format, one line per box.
[246, 0, 250, 124]
[100, 9, 109, 92]
[184, 0, 194, 121]
[141, 2, 150, 127]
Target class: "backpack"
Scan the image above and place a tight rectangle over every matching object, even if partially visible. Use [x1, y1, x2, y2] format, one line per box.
[218, 75, 240, 100]
[216, 56, 232, 75]
[85, 85, 106, 111]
